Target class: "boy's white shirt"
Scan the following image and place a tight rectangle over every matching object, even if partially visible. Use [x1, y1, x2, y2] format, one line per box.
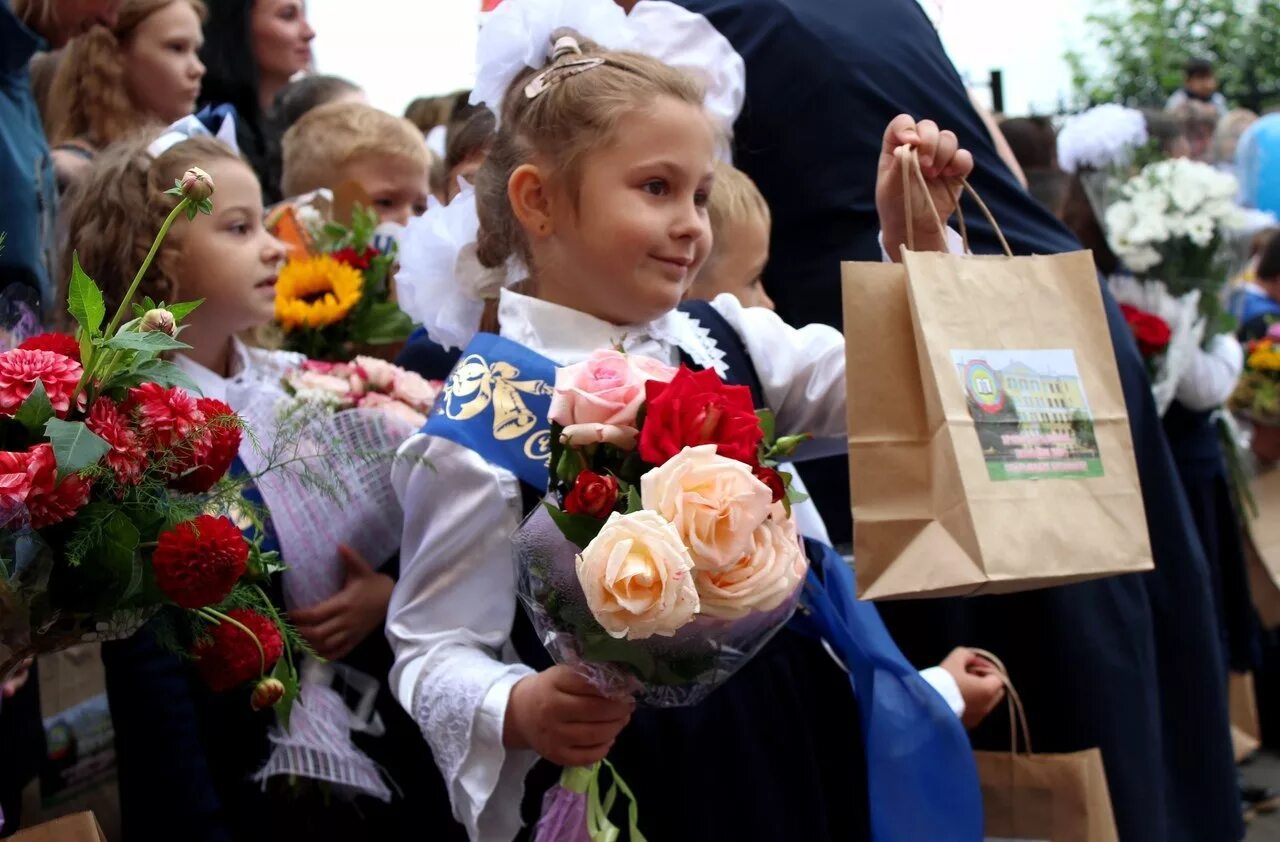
[388, 289, 964, 842]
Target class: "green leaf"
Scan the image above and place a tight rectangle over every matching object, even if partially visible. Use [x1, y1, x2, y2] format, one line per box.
[165, 299, 204, 322]
[625, 485, 643, 514]
[349, 300, 414, 345]
[14, 380, 54, 433]
[126, 359, 202, 393]
[271, 657, 300, 732]
[44, 418, 111, 475]
[543, 501, 607, 550]
[755, 409, 776, 444]
[103, 331, 191, 353]
[66, 253, 106, 338]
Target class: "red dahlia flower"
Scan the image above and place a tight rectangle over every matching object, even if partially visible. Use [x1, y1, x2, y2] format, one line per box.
[86, 397, 146, 487]
[193, 608, 283, 692]
[0, 349, 83, 416]
[151, 514, 248, 608]
[18, 333, 80, 362]
[127, 383, 205, 449]
[0, 444, 93, 528]
[169, 399, 241, 493]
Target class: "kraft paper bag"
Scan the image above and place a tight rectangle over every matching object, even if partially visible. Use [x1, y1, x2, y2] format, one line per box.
[972, 649, 1120, 842]
[10, 813, 107, 842]
[842, 244, 1152, 600]
[1243, 466, 1280, 628]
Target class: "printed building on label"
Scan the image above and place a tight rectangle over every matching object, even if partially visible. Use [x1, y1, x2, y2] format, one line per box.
[996, 361, 1089, 436]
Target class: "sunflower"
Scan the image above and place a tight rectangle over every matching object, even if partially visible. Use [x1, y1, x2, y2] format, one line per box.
[275, 254, 364, 331]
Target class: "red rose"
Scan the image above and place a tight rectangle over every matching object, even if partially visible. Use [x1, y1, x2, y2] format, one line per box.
[753, 466, 786, 503]
[0, 444, 92, 528]
[19, 333, 80, 362]
[331, 247, 376, 271]
[638, 367, 763, 467]
[563, 470, 620, 518]
[169, 398, 242, 493]
[86, 397, 146, 487]
[1119, 304, 1172, 358]
[127, 383, 205, 449]
[0, 349, 83, 416]
[151, 514, 248, 609]
[193, 608, 284, 692]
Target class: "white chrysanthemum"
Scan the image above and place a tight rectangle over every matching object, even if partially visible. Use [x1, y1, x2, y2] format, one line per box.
[394, 184, 522, 351]
[1057, 104, 1149, 173]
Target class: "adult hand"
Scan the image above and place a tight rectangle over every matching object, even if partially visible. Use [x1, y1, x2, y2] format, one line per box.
[876, 114, 975, 261]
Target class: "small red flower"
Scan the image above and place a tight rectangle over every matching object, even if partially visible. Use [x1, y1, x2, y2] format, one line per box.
[1119, 304, 1172, 359]
[0, 349, 83, 416]
[128, 383, 205, 449]
[169, 399, 241, 493]
[18, 333, 80, 362]
[639, 367, 763, 467]
[331, 247, 377, 271]
[563, 470, 620, 519]
[753, 466, 786, 504]
[193, 608, 284, 693]
[0, 444, 93, 528]
[86, 397, 146, 487]
[151, 514, 248, 609]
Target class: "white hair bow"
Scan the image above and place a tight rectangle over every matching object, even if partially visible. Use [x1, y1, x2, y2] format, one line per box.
[147, 105, 241, 158]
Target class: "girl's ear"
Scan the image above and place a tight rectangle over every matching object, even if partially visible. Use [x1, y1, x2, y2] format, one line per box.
[508, 163, 555, 239]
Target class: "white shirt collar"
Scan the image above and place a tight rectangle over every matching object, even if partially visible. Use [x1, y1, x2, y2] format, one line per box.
[173, 337, 253, 403]
[173, 337, 302, 406]
[496, 288, 728, 375]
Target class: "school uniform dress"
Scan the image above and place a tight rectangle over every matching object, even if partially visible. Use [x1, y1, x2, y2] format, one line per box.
[389, 289, 978, 842]
[669, 1, 1243, 838]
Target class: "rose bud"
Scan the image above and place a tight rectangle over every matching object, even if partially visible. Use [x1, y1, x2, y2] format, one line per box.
[563, 470, 620, 519]
[753, 466, 786, 504]
[140, 308, 178, 337]
[251, 676, 286, 711]
[180, 166, 215, 202]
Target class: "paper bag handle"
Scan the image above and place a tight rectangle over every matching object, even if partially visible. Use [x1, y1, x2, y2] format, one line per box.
[968, 647, 1033, 756]
[900, 147, 1014, 258]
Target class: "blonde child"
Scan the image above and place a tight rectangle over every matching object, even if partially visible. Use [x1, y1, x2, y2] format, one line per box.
[390, 28, 1002, 842]
[688, 161, 775, 309]
[281, 101, 431, 226]
[60, 132, 463, 841]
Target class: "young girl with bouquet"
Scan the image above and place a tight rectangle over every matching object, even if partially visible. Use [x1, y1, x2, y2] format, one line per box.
[390, 15, 1002, 841]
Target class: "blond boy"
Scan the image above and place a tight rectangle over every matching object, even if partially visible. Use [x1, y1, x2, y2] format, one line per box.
[689, 162, 775, 310]
[281, 102, 431, 226]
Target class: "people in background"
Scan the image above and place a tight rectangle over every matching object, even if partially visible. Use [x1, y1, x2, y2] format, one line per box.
[1166, 57, 1228, 117]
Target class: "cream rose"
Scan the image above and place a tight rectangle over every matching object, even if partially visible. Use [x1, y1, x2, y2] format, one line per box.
[390, 370, 441, 411]
[549, 350, 676, 428]
[560, 423, 639, 450]
[696, 504, 808, 620]
[639, 445, 773, 572]
[353, 355, 401, 390]
[576, 510, 700, 640]
[286, 369, 357, 405]
[360, 392, 428, 428]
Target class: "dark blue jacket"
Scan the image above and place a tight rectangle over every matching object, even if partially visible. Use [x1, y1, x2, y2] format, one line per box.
[674, 1, 1241, 839]
[0, 0, 56, 317]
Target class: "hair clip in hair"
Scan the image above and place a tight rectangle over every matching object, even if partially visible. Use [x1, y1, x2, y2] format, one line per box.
[524, 57, 606, 99]
[551, 35, 583, 61]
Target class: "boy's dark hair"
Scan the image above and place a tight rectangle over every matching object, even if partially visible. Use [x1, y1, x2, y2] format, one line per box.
[445, 104, 497, 172]
[271, 75, 362, 134]
[1259, 230, 1280, 281]
[1185, 58, 1215, 80]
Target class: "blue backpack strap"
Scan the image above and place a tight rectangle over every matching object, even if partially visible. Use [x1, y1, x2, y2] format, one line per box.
[677, 300, 765, 409]
[422, 332, 557, 492]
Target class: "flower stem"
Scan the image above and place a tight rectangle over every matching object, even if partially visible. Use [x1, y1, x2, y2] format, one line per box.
[200, 607, 267, 676]
[104, 199, 190, 340]
[251, 584, 295, 673]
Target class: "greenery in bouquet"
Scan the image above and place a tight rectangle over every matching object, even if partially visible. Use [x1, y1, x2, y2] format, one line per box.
[274, 205, 414, 361]
[1104, 158, 1248, 336]
[1229, 332, 1280, 425]
[0, 169, 306, 724]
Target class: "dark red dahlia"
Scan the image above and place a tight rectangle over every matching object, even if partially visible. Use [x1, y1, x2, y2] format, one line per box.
[18, 333, 80, 362]
[169, 398, 242, 493]
[86, 397, 146, 487]
[193, 608, 284, 692]
[151, 514, 248, 608]
[127, 383, 205, 449]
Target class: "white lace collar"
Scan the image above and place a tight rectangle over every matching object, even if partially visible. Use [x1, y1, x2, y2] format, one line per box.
[497, 288, 728, 376]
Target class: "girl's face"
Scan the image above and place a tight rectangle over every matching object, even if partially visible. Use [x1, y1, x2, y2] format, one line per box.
[122, 1, 205, 123]
[170, 158, 285, 334]
[539, 96, 716, 326]
[251, 0, 315, 82]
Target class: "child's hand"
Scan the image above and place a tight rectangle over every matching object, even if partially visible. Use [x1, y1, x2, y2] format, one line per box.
[939, 647, 1005, 729]
[503, 665, 635, 767]
[1, 657, 32, 698]
[876, 114, 976, 261]
[290, 545, 394, 661]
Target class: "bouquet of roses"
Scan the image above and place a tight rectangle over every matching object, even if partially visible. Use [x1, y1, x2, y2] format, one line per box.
[233, 355, 441, 798]
[272, 203, 414, 361]
[1229, 326, 1280, 461]
[0, 170, 303, 722]
[514, 350, 809, 841]
[1110, 276, 1204, 415]
[1105, 158, 1248, 335]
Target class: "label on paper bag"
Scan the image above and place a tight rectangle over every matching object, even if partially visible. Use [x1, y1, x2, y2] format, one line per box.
[952, 349, 1104, 482]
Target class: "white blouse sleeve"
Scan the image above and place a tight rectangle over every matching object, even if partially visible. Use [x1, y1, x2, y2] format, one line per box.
[709, 293, 847, 442]
[388, 432, 538, 842]
[1175, 334, 1245, 412]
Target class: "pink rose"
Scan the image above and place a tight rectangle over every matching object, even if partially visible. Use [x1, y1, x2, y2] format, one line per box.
[549, 351, 677, 428]
[360, 392, 428, 428]
[391, 370, 441, 412]
[559, 423, 639, 450]
[286, 369, 357, 405]
[354, 355, 401, 391]
[695, 503, 808, 620]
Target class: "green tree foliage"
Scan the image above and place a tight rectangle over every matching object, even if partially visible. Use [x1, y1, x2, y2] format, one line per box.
[1067, 0, 1280, 111]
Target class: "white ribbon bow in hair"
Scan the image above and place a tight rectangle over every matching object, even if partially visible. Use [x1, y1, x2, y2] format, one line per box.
[147, 105, 241, 157]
